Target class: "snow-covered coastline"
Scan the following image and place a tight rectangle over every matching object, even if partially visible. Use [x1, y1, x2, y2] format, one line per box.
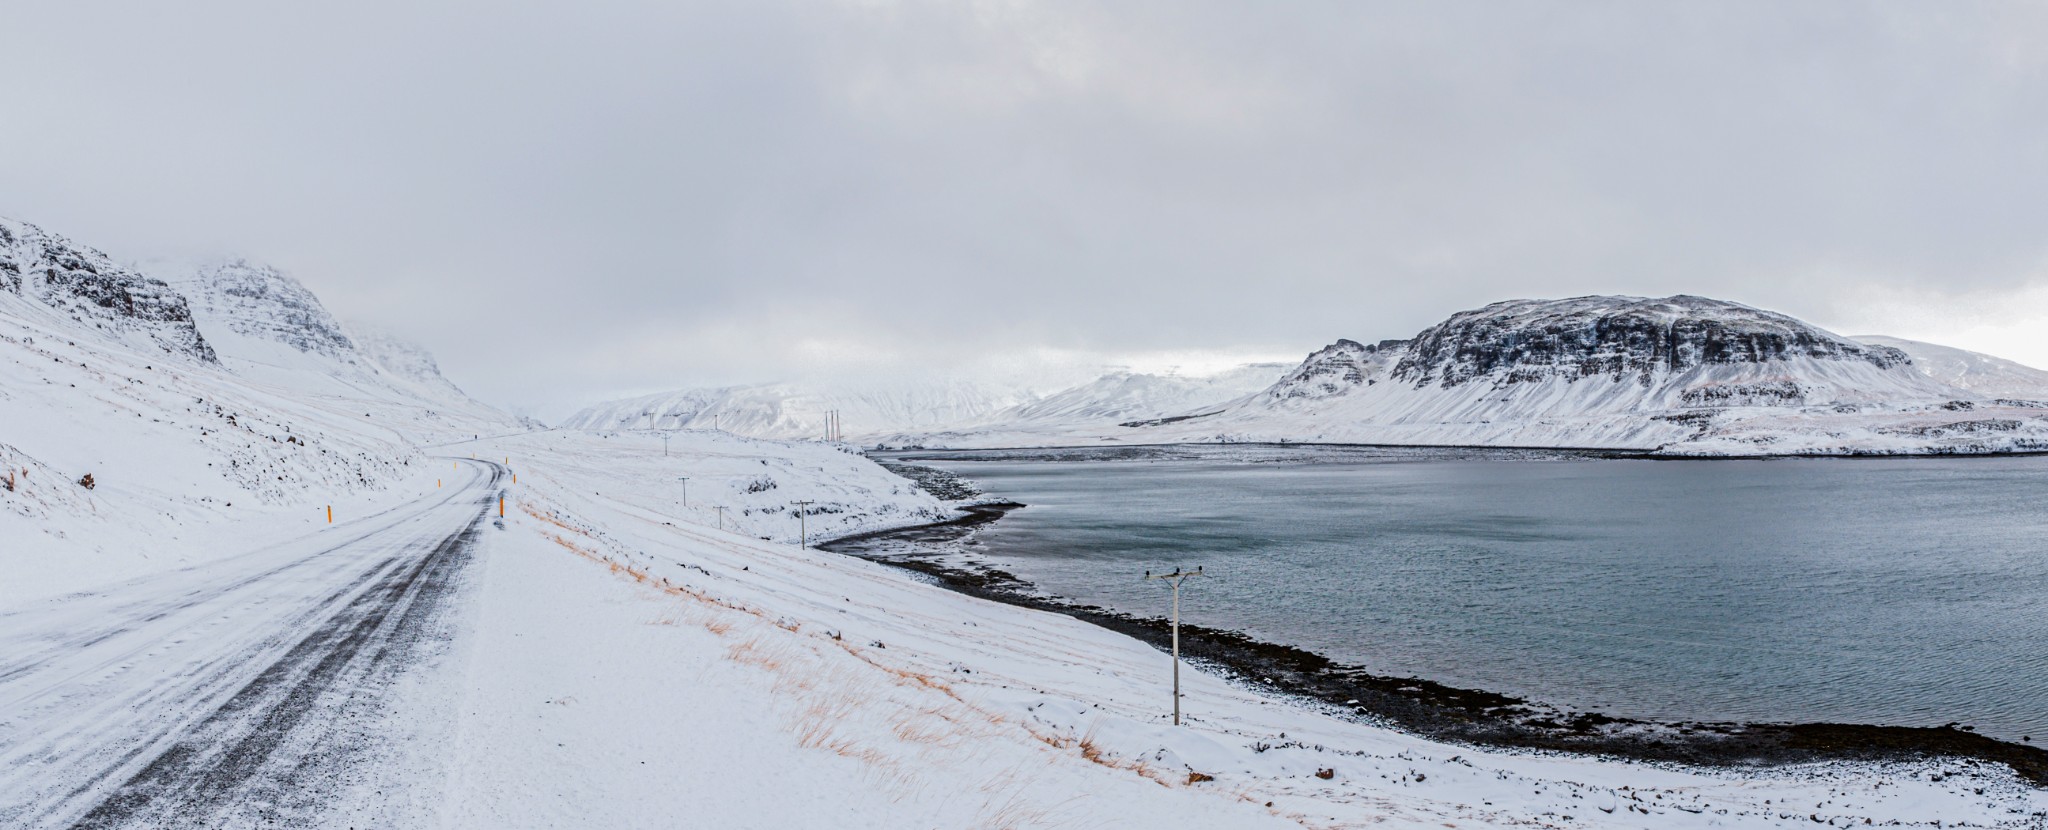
[818, 474, 2048, 787]
[447, 429, 2048, 827]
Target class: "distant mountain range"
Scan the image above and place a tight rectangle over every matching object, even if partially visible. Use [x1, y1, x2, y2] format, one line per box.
[562, 364, 1293, 443]
[557, 379, 1036, 440]
[865, 295, 2048, 455]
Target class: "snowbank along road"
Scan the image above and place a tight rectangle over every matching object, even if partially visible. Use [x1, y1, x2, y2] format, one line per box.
[0, 459, 502, 829]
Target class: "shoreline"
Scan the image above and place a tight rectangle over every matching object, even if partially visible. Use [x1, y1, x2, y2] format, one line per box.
[872, 439, 2048, 461]
[821, 499, 2048, 786]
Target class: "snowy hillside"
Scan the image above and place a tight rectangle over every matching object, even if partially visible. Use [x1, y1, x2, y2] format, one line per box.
[0, 217, 521, 601]
[561, 378, 1033, 441]
[872, 363, 1291, 449]
[0, 217, 215, 362]
[161, 259, 527, 441]
[991, 364, 1288, 426]
[1855, 335, 2048, 401]
[890, 296, 2048, 455]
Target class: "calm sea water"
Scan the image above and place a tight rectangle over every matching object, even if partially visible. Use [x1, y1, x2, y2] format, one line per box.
[887, 447, 2048, 742]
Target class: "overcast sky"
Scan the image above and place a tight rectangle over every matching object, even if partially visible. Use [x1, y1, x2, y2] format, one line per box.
[5, 1, 2046, 419]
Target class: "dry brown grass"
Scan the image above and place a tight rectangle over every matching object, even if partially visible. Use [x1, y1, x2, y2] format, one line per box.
[521, 492, 1208, 810]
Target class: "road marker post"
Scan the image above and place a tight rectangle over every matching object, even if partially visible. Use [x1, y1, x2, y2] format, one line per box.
[327, 505, 332, 524]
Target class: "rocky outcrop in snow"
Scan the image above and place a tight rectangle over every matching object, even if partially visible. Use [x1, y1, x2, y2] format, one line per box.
[1267, 340, 1400, 400]
[1157, 295, 2048, 454]
[1391, 295, 1906, 388]
[886, 295, 2048, 455]
[0, 217, 215, 362]
[168, 260, 354, 359]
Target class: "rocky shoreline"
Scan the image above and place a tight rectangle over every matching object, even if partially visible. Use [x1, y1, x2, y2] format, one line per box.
[821, 495, 2048, 786]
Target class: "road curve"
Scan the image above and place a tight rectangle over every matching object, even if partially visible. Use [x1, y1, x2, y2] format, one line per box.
[0, 460, 502, 829]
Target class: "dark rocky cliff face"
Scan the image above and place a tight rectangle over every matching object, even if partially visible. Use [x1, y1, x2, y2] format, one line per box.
[1391, 295, 1907, 388]
[0, 218, 216, 362]
[1270, 339, 1374, 400]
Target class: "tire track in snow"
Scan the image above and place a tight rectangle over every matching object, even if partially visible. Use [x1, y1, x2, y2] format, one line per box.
[0, 461, 502, 829]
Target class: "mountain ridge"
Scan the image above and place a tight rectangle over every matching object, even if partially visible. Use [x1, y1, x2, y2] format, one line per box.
[882, 295, 2048, 455]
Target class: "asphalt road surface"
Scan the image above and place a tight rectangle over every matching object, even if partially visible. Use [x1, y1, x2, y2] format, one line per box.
[0, 460, 502, 829]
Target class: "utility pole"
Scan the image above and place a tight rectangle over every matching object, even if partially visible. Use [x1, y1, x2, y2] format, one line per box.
[661, 432, 671, 457]
[791, 500, 815, 548]
[713, 505, 727, 531]
[1143, 566, 1206, 726]
[677, 476, 688, 507]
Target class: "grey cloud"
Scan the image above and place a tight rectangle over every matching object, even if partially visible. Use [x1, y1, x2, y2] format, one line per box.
[4, 0, 2045, 417]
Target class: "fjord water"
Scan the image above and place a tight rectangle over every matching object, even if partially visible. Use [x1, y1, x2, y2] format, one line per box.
[907, 448, 2048, 741]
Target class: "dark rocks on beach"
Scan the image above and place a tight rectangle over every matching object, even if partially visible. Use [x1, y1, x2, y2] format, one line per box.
[821, 501, 2048, 787]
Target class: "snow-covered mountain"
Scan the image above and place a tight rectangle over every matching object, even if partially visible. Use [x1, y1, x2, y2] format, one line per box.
[1854, 335, 2048, 401]
[993, 364, 1289, 426]
[1147, 295, 2048, 454]
[0, 218, 216, 362]
[561, 379, 1033, 440]
[867, 363, 1291, 448]
[160, 259, 526, 440]
[1, 215, 527, 594]
[890, 296, 2048, 455]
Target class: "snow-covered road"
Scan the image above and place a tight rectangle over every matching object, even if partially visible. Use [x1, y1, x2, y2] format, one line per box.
[0, 460, 501, 829]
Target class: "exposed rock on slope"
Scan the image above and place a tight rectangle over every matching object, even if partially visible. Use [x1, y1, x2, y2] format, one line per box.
[885, 295, 2048, 455]
[0, 217, 215, 362]
[161, 258, 524, 439]
[172, 259, 354, 359]
[1392, 296, 1906, 387]
[1, 215, 523, 594]
[1271, 340, 1400, 400]
[1153, 295, 2048, 454]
